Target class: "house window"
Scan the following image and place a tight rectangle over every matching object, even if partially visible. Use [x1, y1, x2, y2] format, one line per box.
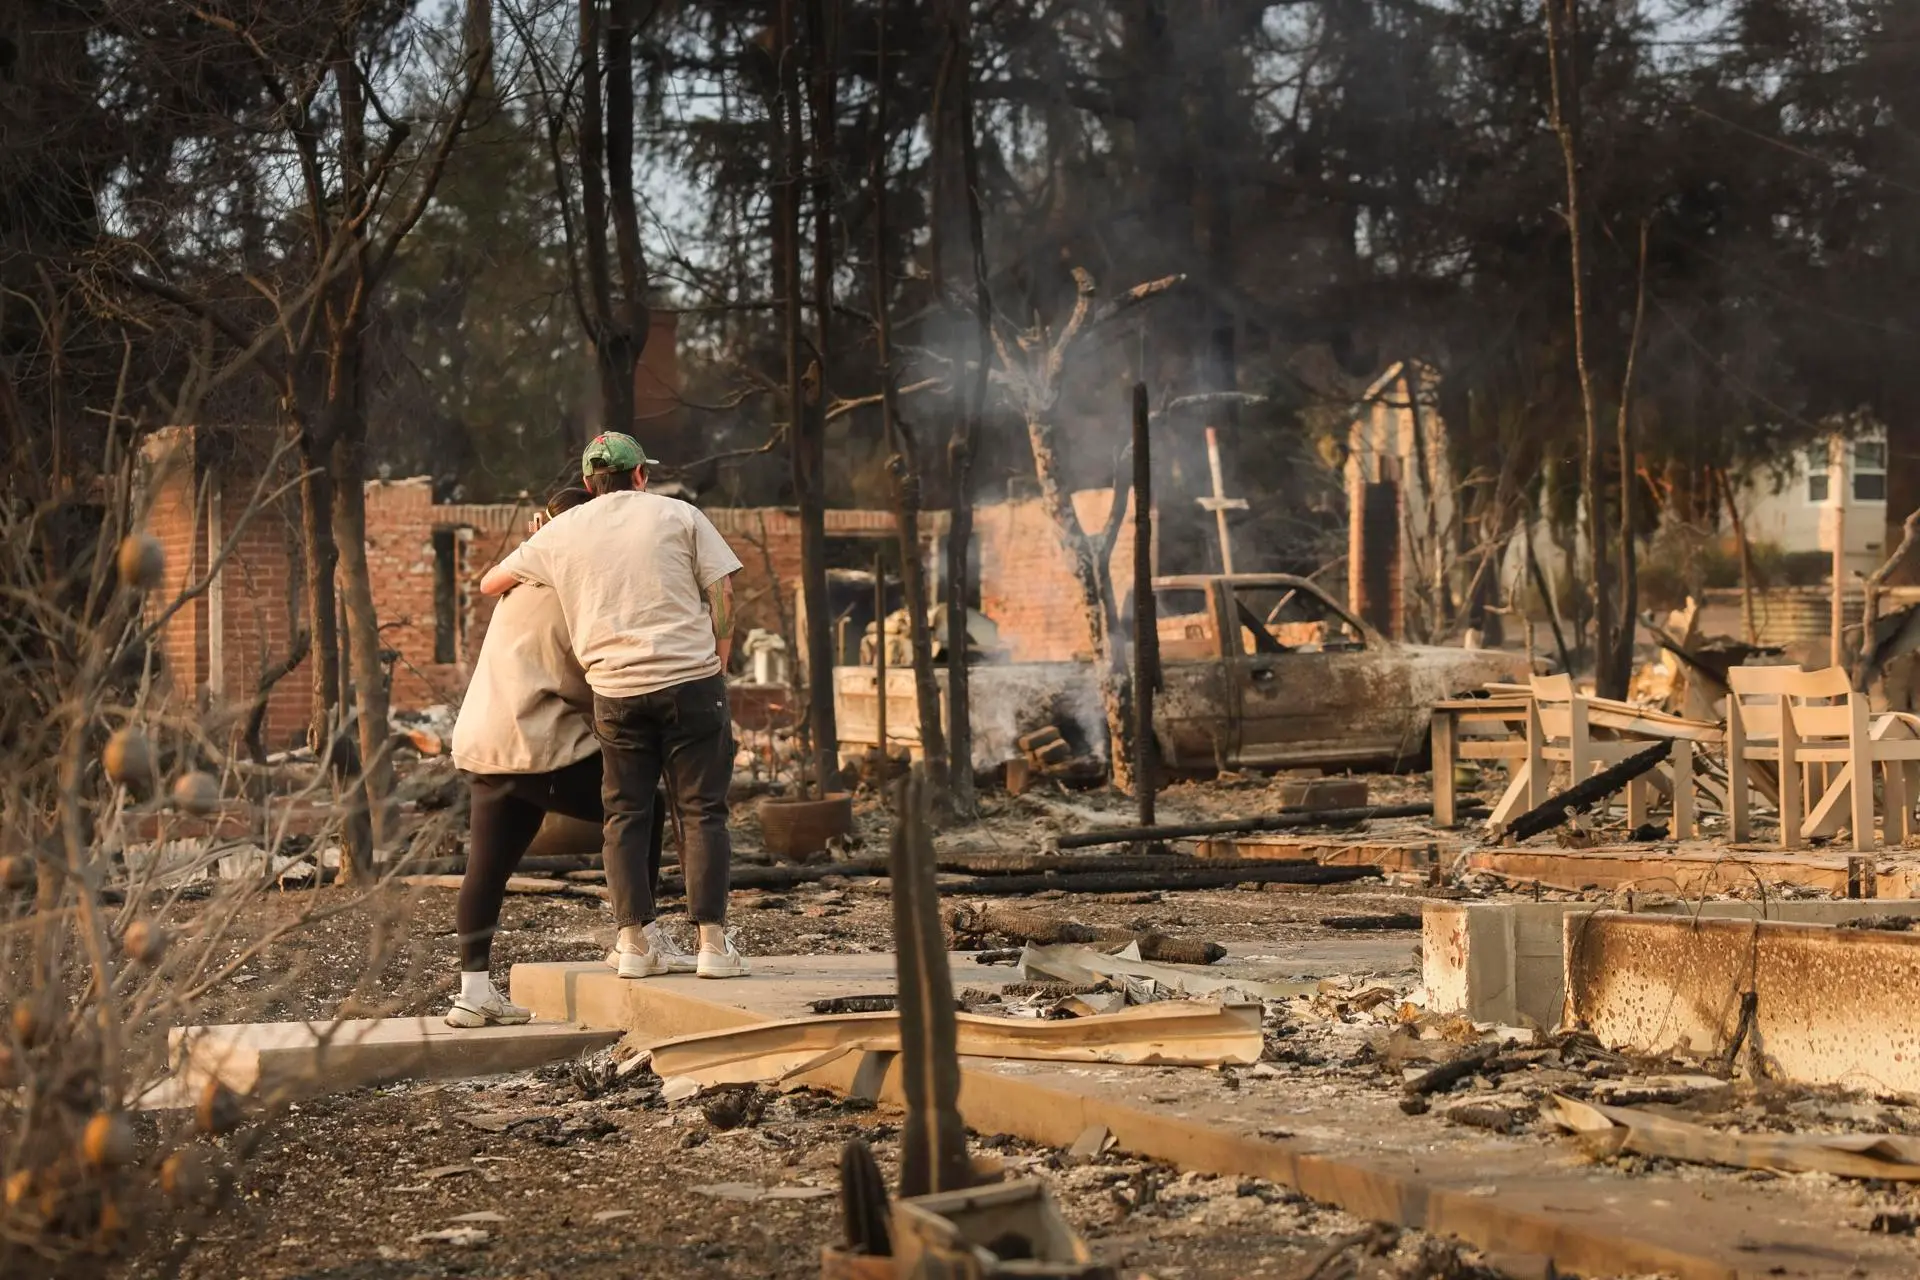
[1806, 445, 1831, 504]
[432, 528, 463, 664]
[1854, 436, 1887, 502]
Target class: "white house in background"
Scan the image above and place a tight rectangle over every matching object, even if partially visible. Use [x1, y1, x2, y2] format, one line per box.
[1737, 430, 1887, 580]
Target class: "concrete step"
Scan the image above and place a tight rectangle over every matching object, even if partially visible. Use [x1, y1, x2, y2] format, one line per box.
[169, 1017, 620, 1099]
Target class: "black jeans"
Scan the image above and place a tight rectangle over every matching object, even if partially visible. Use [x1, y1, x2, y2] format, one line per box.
[594, 672, 733, 926]
[457, 752, 667, 970]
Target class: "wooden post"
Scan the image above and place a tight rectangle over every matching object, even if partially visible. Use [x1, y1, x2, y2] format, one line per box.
[1431, 709, 1458, 829]
[1196, 426, 1247, 576]
[873, 551, 888, 787]
[1831, 435, 1847, 671]
[1131, 384, 1156, 830]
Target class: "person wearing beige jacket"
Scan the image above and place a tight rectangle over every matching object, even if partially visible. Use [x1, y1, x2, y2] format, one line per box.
[444, 487, 682, 1027]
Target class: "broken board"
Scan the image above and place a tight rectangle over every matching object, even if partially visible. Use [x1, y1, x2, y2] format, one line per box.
[167, 1017, 620, 1099]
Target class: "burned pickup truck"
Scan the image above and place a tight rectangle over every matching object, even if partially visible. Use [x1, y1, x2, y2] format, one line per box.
[834, 573, 1528, 774]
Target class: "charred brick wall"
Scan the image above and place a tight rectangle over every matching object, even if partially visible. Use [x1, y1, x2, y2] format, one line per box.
[975, 490, 1136, 663]
[142, 433, 1119, 747]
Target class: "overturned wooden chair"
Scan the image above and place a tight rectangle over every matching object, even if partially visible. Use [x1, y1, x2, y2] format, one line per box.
[1526, 673, 1696, 838]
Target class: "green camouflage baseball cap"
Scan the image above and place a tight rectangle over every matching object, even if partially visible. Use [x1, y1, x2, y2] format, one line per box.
[581, 431, 656, 477]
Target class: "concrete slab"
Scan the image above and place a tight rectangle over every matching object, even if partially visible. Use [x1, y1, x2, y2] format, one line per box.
[1466, 844, 1916, 897]
[1424, 898, 1920, 1028]
[168, 1017, 620, 1098]
[509, 953, 1920, 1279]
[1566, 912, 1920, 1093]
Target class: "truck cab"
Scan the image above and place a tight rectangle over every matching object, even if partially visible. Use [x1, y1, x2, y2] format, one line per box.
[1151, 574, 1529, 772]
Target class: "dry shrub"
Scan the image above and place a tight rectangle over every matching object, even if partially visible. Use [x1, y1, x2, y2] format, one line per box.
[0, 434, 432, 1276]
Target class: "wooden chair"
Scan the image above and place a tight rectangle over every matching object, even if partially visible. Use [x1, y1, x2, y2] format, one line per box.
[1527, 673, 1694, 837]
[1784, 666, 1920, 851]
[1726, 665, 1802, 847]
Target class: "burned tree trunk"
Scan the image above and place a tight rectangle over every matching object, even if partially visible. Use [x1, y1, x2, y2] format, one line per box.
[938, 3, 990, 816]
[800, 0, 840, 793]
[992, 270, 1159, 794]
[870, 10, 949, 794]
[1018, 406, 1136, 794]
[1545, 0, 1620, 698]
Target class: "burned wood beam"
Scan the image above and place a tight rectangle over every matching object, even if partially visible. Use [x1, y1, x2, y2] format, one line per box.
[1501, 740, 1671, 843]
[1404, 1043, 1500, 1097]
[906, 862, 1380, 898]
[1052, 803, 1473, 850]
[1320, 913, 1422, 931]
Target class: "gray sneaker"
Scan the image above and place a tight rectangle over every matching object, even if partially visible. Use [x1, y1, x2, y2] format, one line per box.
[643, 921, 699, 973]
[604, 922, 697, 977]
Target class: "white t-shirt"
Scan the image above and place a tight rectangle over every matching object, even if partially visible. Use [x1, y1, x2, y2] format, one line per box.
[450, 584, 598, 775]
[496, 489, 744, 698]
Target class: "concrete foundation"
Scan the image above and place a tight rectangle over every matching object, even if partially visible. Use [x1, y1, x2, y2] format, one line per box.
[1423, 898, 1920, 1029]
[168, 1017, 620, 1098]
[509, 953, 1920, 1278]
[1565, 913, 1920, 1093]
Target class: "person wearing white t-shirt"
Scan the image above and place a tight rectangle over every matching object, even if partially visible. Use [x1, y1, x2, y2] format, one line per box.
[444, 486, 685, 1028]
[480, 432, 747, 979]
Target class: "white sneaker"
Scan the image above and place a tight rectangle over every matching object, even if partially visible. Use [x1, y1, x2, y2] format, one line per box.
[445, 993, 533, 1028]
[610, 946, 667, 979]
[697, 937, 750, 980]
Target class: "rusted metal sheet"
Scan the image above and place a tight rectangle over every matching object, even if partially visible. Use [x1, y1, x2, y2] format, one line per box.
[1566, 913, 1920, 1092]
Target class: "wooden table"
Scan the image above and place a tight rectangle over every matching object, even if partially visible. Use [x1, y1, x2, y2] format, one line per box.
[1430, 696, 1528, 828]
[1431, 693, 1724, 830]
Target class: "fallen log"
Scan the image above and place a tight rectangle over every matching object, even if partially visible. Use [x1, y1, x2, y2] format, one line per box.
[403, 849, 1348, 884]
[881, 862, 1379, 898]
[1052, 804, 1482, 850]
[394, 874, 608, 901]
[1501, 740, 1672, 843]
[1319, 913, 1422, 931]
[401, 854, 602, 877]
[945, 903, 1227, 965]
[1405, 1043, 1500, 1096]
[397, 855, 1378, 899]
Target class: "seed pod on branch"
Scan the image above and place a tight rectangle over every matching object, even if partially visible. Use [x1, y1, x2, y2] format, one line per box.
[116, 534, 165, 591]
[11, 1000, 52, 1047]
[196, 1080, 243, 1136]
[0, 854, 31, 892]
[170, 771, 221, 815]
[82, 1113, 135, 1169]
[122, 920, 169, 965]
[159, 1146, 215, 1202]
[103, 729, 156, 790]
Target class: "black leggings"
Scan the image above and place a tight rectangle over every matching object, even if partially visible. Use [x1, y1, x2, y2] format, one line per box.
[456, 753, 666, 971]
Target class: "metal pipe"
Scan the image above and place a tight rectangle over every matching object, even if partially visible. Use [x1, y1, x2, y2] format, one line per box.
[1132, 382, 1156, 830]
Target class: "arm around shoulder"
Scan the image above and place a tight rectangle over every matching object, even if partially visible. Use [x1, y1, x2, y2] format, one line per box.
[480, 562, 520, 597]
[481, 536, 551, 598]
